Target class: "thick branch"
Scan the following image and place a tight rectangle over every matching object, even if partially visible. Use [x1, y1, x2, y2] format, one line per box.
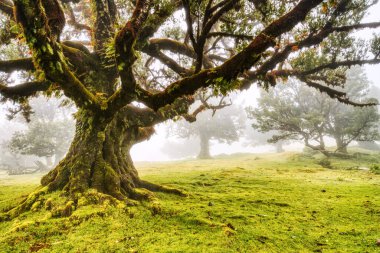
[147, 38, 196, 58]
[195, 0, 238, 72]
[143, 45, 191, 76]
[143, 38, 214, 71]
[0, 0, 13, 17]
[108, 0, 153, 113]
[137, 0, 182, 46]
[240, 18, 380, 90]
[0, 58, 34, 72]
[0, 81, 51, 99]
[64, 3, 92, 32]
[91, 0, 116, 57]
[139, 0, 324, 110]
[13, 0, 100, 108]
[119, 96, 194, 128]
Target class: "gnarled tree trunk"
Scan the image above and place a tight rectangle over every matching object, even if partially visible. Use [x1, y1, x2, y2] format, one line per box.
[334, 137, 348, 154]
[40, 109, 177, 201]
[2, 100, 191, 220]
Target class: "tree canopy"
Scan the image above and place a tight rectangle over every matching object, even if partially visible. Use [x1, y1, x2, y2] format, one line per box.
[1, 0, 380, 217]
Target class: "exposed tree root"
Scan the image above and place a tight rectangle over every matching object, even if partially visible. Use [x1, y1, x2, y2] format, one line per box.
[0, 112, 187, 221]
[1, 180, 186, 221]
[139, 180, 188, 197]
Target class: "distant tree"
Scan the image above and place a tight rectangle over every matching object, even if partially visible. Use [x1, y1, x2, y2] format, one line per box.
[358, 86, 380, 150]
[248, 68, 380, 156]
[7, 98, 75, 167]
[323, 68, 380, 153]
[169, 102, 246, 159]
[8, 120, 74, 167]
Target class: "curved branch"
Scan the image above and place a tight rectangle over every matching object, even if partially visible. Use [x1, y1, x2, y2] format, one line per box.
[137, 0, 182, 46]
[119, 96, 194, 128]
[144, 38, 214, 70]
[0, 58, 34, 72]
[63, 3, 92, 32]
[107, 0, 153, 113]
[0, 81, 51, 99]
[139, 0, 324, 110]
[300, 78, 377, 107]
[147, 38, 196, 58]
[13, 0, 100, 108]
[0, 0, 14, 17]
[143, 45, 192, 76]
[107, 1, 182, 113]
[195, 0, 239, 72]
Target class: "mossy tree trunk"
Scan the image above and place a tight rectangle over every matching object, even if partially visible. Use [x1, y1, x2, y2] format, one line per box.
[42, 111, 129, 199]
[40, 107, 186, 201]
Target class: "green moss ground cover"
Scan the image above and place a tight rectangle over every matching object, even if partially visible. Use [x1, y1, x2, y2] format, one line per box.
[0, 152, 379, 252]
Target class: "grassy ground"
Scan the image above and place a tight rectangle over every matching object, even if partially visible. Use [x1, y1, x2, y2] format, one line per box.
[0, 152, 380, 252]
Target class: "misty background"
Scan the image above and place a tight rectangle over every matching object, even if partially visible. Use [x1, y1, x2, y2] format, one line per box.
[0, 3, 379, 165]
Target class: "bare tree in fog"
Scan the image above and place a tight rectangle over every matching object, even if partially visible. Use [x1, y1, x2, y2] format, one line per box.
[4, 98, 75, 172]
[167, 101, 245, 159]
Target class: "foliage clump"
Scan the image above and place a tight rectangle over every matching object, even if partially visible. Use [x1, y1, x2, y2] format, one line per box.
[370, 164, 380, 174]
[317, 158, 333, 169]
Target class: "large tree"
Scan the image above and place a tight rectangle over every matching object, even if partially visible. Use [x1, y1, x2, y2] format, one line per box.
[1, 0, 380, 216]
[324, 68, 379, 153]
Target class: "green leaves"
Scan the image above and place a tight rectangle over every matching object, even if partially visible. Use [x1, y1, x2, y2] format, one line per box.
[210, 77, 241, 96]
[370, 34, 380, 58]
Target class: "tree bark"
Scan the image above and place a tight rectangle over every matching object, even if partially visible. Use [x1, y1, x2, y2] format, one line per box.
[334, 136, 348, 154]
[2, 104, 190, 220]
[304, 138, 331, 157]
[40, 109, 172, 201]
[198, 133, 211, 159]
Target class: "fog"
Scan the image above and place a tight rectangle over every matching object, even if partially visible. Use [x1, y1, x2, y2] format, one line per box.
[0, 3, 380, 165]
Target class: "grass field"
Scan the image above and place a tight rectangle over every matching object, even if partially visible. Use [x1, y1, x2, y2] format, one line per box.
[0, 152, 380, 252]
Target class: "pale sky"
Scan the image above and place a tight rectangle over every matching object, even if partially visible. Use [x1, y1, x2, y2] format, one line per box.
[360, 2, 380, 87]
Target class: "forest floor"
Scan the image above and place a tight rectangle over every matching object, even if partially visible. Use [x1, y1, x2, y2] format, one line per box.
[0, 150, 380, 252]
